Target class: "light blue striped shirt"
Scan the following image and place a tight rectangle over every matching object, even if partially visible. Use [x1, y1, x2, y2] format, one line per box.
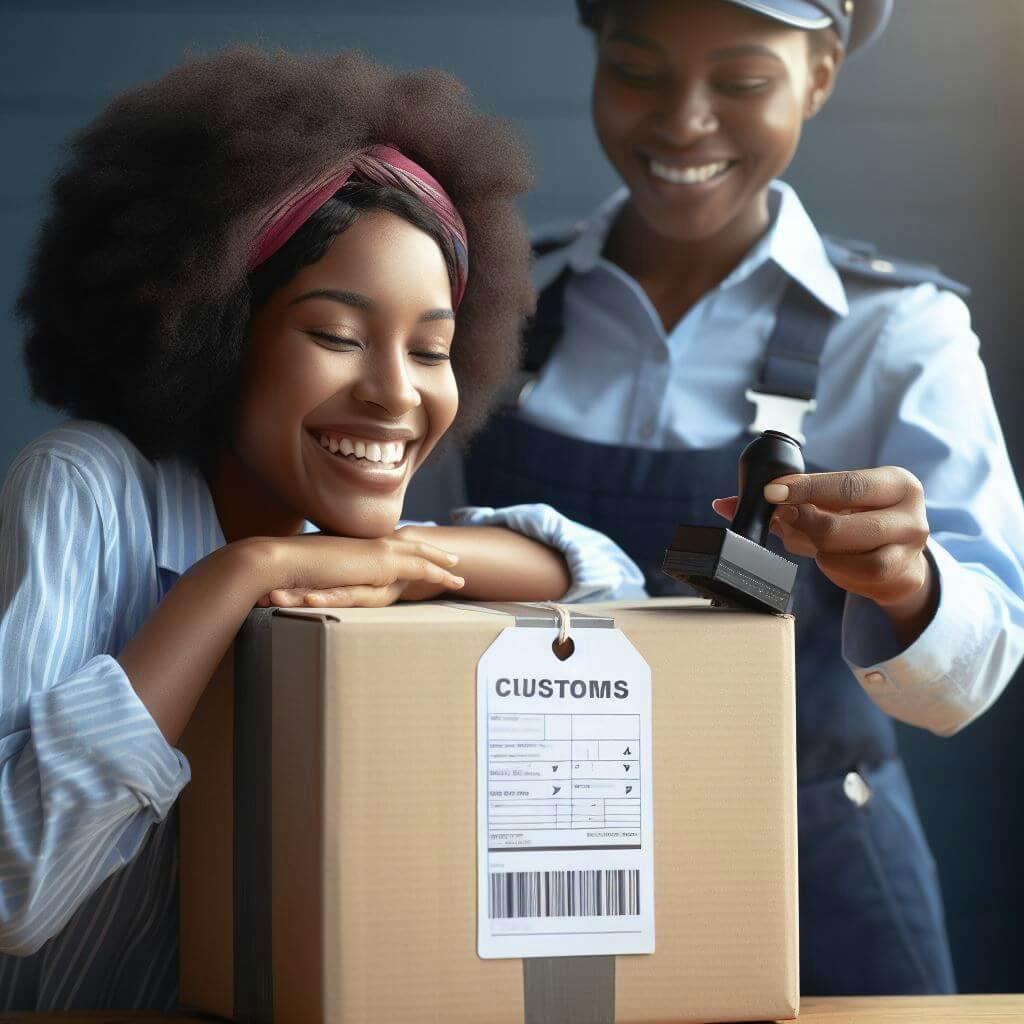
[521, 182, 1024, 737]
[0, 419, 643, 1010]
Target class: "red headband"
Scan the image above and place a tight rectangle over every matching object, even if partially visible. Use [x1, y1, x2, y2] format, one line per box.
[248, 144, 469, 308]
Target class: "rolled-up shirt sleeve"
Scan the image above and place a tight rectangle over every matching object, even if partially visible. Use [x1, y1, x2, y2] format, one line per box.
[449, 503, 647, 602]
[841, 286, 1024, 735]
[0, 454, 189, 956]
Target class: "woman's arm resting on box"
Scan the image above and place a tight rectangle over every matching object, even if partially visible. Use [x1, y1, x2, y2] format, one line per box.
[119, 533, 465, 745]
[266, 525, 570, 605]
[420, 504, 646, 603]
[393, 525, 571, 601]
[0, 456, 462, 955]
[262, 504, 647, 607]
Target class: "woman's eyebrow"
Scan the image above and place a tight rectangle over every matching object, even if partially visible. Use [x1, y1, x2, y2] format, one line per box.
[420, 308, 455, 323]
[710, 44, 784, 62]
[287, 289, 452, 323]
[288, 289, 374, 310]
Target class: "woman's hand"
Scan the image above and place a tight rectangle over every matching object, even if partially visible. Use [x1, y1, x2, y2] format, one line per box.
[713, 467, 938, 646]
[253, 532, 464, 609]
[386, 523, 572, 602]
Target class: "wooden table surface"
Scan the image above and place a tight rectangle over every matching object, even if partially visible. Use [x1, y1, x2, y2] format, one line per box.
[1, 995, 1022, 1023]
[798, 995, 1023, 1020]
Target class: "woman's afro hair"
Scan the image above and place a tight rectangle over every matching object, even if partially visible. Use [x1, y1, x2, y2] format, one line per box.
[18, 47, 534, 462]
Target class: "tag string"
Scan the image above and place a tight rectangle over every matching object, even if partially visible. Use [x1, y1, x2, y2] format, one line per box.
[541, 602, 572, 646]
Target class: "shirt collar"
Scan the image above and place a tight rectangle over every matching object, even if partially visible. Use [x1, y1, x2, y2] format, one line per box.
[756, 181, 849, 317]
[153, 456, 226, 577]
[567, 188, 629, 275]
[537, 180, 848, 318]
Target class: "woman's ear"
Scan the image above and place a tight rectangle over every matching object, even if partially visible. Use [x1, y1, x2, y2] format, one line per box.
[805, 33, 845, 120]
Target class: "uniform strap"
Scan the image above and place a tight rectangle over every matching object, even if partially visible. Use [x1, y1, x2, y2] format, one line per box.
[493, 268, 570, 409]
[522, 221, 583, 376]
[744, 280, 838, 442]
[755, 281, 838, 401]
[524, 269, 570, 372]
[754, 236, 971, 402]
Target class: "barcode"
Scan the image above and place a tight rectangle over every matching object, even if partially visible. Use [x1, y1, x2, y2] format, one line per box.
[489, 869, 640, 919]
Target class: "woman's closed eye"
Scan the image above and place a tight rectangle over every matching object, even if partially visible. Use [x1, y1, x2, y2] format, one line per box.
[411, 342, 452, 365]
[308, 329, 364, 350]
[308, 329, 450, 365]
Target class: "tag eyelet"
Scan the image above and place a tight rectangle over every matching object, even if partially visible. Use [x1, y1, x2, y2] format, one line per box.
[552, 636, 575, 661]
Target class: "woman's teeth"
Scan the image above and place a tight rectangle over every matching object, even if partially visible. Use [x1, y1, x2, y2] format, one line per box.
[649, 159, 731, 185]
[318, 434, 405, 466]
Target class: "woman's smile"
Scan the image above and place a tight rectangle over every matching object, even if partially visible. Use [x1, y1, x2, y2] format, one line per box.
[304, 425, 415, 494]
[234, 210, 458, 537]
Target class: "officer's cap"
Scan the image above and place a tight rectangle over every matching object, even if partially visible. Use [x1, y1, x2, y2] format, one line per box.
[576, 0, 893, 55]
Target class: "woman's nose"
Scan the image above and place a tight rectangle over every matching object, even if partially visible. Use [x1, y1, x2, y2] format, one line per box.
[350, 345, 421, 417]
[655, 81, 720, 144]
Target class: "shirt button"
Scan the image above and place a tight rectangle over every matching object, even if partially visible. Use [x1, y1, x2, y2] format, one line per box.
[843, 771, 873, 808]
[639, 419, 657, 440]
[864, 671, 886, 688]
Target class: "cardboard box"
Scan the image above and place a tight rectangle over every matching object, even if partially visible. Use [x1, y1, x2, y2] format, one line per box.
[179, 599, 798, 1023]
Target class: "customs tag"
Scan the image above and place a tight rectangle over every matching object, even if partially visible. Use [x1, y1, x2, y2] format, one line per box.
[477, 620, 654, 959]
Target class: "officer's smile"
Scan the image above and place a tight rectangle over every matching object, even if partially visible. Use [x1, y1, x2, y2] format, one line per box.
[590, 0, 839, 263]
[645, 156, 738, 188]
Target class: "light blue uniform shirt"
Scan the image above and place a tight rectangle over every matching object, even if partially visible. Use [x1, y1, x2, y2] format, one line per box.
[520, 181, 1024, 738]
[0, 419, 642, 1009]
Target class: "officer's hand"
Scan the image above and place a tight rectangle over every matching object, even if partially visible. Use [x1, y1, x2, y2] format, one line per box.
[713, 467, 938, 640]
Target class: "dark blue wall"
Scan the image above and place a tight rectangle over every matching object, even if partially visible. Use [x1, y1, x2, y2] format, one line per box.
[2, 0, 1022, 993]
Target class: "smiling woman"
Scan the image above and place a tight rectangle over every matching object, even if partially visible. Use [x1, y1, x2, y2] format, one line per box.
[0, 48, 644, 1011]
[227, 187, 462, 542]
[453, 0, 1024, 1003]
[588, 0, 845, 320]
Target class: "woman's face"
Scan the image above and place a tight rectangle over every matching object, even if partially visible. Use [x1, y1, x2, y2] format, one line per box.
[592, 0, 838, 245]
[234, 210, 458, 538]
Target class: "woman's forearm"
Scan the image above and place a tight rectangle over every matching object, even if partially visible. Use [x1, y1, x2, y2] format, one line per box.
[399, 526, 570, 602]
[117, 538, 275, 746]
[118, 522, 569, 746]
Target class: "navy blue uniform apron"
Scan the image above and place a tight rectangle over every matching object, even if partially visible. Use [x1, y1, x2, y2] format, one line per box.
[464, 269, 956, 996]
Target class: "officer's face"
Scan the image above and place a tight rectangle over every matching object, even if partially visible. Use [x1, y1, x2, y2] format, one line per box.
[592, 0, 840, 246]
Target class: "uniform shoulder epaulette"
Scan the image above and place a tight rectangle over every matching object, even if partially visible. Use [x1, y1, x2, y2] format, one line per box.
[823, 236, 971, 298]
[529, 220, 586, 259]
